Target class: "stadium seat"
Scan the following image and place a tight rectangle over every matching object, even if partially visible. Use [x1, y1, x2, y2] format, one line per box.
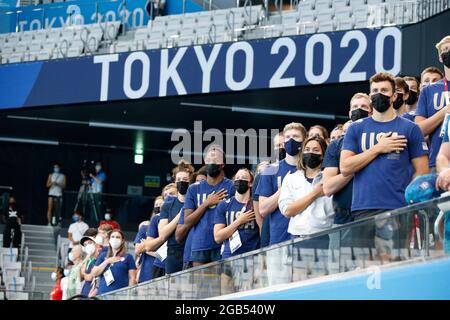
[282, 11, 300, 25]
[349, 0, 367, 6]
[335, 6, 352, 19]
[332, 0, 349, 7]
[177, 36, 195, 47]
[367, 0, 384, 4]
[298, 0, 315, 11]
[315, 0, 332, 11]
[282, 24, 299, 36]
[135, 28, 150, 42]
[145, 39, 161, 50]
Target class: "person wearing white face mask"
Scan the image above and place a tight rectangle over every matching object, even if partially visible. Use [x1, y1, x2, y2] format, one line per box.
[79, 229, 101, 297]
[91, 230, 136, 295]
[49, 267, 65, 300]
[46, 162, 66, 226]
[65, 245, 84, 299]
[99, 208, 120, 230]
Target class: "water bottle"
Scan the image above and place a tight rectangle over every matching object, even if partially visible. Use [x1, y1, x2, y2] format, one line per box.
[439, 112, 450, 138]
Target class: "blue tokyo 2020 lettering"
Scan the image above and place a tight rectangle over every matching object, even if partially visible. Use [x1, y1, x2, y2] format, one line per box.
[0, 27, 402, 109]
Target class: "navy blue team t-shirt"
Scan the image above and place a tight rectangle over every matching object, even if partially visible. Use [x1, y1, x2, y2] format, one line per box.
[255, 159, 296, 245]
[178, 209, 193, 264]
[402, 110, 416, 122]
[342, 116, 428, 211]
[213, 197, 260, 259]
[133, 222, 155, 283]
[148, 214, 165, 269]
[95, 251, 136, 295]
[159, 195, 184, 249]
[184, 178, 235, 253]
[416, 79, 449, 167]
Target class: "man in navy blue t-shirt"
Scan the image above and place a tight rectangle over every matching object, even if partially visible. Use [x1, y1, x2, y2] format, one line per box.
[323, 92, 372, 228]
[183, 145, 235, 266]
[415, 36, 450, 169]
[341, 72, 429, 249]
[256, 122, 307, 245]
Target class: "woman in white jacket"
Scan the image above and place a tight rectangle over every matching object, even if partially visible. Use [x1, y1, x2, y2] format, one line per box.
[278, 136, 334, 249]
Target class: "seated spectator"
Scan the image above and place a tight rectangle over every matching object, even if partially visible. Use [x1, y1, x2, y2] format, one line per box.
[278, 136, 334, 249]
[68, 211, 89, 253]
[99, 208, 120, 230]
[80, 228, 101, 297]
[214, 168, 260, 258]
[66, 244, 84, 298]
[92, 230, 137, 295]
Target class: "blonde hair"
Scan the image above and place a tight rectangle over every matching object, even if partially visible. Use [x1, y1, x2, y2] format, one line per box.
[350, 92, 371, 107]
[282, 122, 307, 140]
[435, 35, 450, 54]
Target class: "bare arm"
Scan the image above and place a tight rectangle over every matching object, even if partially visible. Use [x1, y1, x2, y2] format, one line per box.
[411, 155, 429, 180]
[340, 133, 407, 176]
[415, 106, 448, 137]
[158, 219, 168, 237]
[259, 190, 281, 218]
[184, 189, 227, 226]
[322, 167, 353, 197]
[253, 200, 263, 232]
[128, 269, 137, 286]
[91, 256, 121, 277]
[159, 214, 181, 239]
[283, 185, 324, 218]
[175, 219, 192, 243]
[214, 210, 255, 243]
[46, 174, 52, 188]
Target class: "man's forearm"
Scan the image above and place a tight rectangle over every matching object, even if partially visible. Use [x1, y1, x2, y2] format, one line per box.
[323, 173, 353, 197]
[341, 148, 379, 176]
[416, 108, 447, 136]
[184, 203, 209, 226]
[259, 190, 281, 218]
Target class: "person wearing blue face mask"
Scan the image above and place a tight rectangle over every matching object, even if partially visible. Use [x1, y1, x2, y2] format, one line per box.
[68, 211, 89, 254]
[46, 163, 66, 226]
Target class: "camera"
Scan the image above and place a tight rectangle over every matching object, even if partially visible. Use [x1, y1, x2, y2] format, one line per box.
[81, 160, 96, 182]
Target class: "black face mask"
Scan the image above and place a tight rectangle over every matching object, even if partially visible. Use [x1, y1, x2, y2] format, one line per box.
[393, 93, 404, 110]
[205, 164, 222, 178]
[153, 207, 161, 214]
[406, 90, 418, 105]
[350, 108, 369, 122]
[234, 180, 250, 194]
[176, 181, 189, 195]
[277, 148, 286, 161]
[442, 50, 450, 68]
[371, 93, 392, 113]
[302, 153, 322, 169]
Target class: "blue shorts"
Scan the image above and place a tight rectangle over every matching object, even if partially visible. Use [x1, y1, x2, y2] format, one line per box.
[190, 248, 221, 264]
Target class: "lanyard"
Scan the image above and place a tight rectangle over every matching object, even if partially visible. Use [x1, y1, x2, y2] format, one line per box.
[444, 78, 450, 106]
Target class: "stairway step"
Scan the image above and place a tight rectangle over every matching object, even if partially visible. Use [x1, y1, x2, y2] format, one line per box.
[28, 255, 57, 263]
[24, 236, 55, 244]
[30, 261, 58, 269]
[21, 224, 55, 232]
[28, 248, 57, 255]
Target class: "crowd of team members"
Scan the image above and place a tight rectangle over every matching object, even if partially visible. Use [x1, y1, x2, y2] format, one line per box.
[50, 35, 450, 299]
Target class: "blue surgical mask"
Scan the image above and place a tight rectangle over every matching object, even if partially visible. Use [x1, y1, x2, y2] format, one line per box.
[54, 167, 60, 174]
[72, 215, 80, 222]
[284, 138, 302, 156]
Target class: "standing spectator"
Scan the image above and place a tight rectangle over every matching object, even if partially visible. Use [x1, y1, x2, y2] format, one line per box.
[403, 76, 420, 121]
[68, 211, 89, 253]
[183, 145, 235, 266]
[99, 208, 120, 230]
[89, 160, 106, 223]
[323, 93, 372, 244]
[159, 160, 194, 274]
[393, 77, 410, 118]
[49, 267, 65, 300]
[66, 244, 84, 298]
[190, 166, 207, 184]
[46, 162, 66, 226]
[214, 168, 260, 257]
[308, 125, 329, 142]
[341, 72, 429, 250]
[279, 136, 334, 249]
[134, 216, 156, 283]
[147, 208, 167, 278]
[252, 161, 269, 236]
[92, 230, 137, 295]
[330, 124, 344, 142]
[162, 183, 177, 200]
[273, 132, 286, 161]
[415, 36, 450, 170]
[420, 66, 444, 90]
[2, 196, 23, 248]
[257, 122, 307, 245]
[96, 223, 113, 255]
[79, 230, 101, 297]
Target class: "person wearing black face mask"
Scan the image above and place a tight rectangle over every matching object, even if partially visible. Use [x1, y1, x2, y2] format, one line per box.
[256, 123, 306, 286]
[393, 77, 410, 118]
[182, 145, 235, 267]
[322, 93, 372, 249]
[415, 36, 450, 171]
[341, 72, 429, 252]
[403, 76, 420, 122]
[157, 160, 194, 274]
[2, 196, 23, 248]
[214, 169, 259, 259]
[278, 136, 334, 250]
